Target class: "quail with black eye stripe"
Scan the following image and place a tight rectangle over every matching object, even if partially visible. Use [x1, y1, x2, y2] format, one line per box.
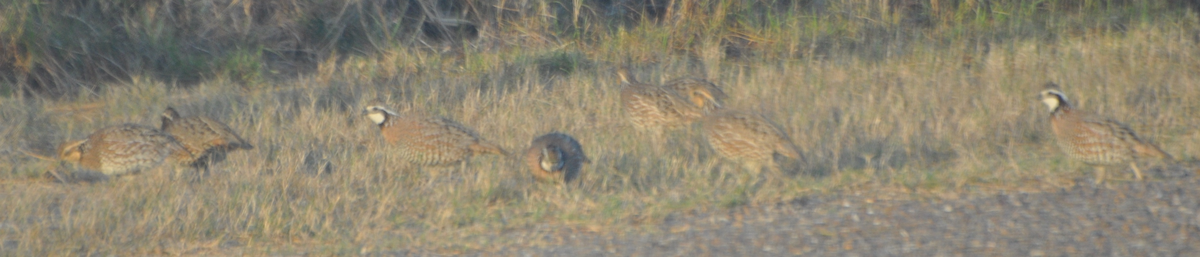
[362, 100, 507, 168]
[1038, 82, 1172, 184]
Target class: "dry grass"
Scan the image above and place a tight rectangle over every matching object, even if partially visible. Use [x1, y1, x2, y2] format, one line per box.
[2, 0, 1200, 255]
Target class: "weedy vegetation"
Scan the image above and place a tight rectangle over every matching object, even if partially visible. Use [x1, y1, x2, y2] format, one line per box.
[2, 0, 1200, 255]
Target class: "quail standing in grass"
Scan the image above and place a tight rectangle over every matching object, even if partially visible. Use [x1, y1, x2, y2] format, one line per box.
[524, 132, 590, 183]
[702, 110, 803, 176]
[617, 67, 705, 150]
[57, 124, 193, 177]
[160, 107, 253, 169]
[662, 76, 728, 113]
[363, 101, 507, 168]
[1039, 82, 1173, 184]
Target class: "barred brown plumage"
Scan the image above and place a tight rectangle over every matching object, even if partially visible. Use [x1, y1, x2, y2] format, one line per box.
[524, 132, 590, 183]
[1040, 82, 1172, 184]
[363, 102, 507, 167]
[662, 77, 727, 114]
[617, 67, 705, 149]
[57, 124, 192, 177]
[701, 110, 802, 175]
[160, 107, 253, 168]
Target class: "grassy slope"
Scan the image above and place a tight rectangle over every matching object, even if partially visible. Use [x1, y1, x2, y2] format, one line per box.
[2, 0, 1200, 255]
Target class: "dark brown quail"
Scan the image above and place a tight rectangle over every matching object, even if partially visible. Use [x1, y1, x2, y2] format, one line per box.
[524, 132, 590, 183]
[160, 107, 253, 168]
[702, 110, 802, 175]
[1040, 82, 1172, 183]
[662, 77, 727, 113]
[58, 124, 192, 177]
[363, 102, 507, 167]
[617, 67, 704, 148]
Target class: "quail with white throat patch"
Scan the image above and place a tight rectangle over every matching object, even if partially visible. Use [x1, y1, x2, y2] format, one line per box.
[1039, 82, 1172, 184]
[524, 132, 590, 183]
[363, 101, 507, 167]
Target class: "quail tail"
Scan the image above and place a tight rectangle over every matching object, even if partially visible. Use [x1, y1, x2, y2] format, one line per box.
[1134, 142, 1173, 161]
[470, 141, 508, 156]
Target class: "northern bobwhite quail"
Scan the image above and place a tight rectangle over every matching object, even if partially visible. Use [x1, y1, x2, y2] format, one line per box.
[702, 110, 802, 175]
[662, 77, 727, 113]
[617, 67, 704, 148]
[363, 102, 507, 167]
[524, 132, 590, 183]
[160, 107, 253, 168]
[57, 124, 192, 177]
[1040, 82, 1172, 183]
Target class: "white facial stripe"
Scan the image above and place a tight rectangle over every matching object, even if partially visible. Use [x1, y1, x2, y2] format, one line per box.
[540, 147, 564, 171]
[364, 105, 400, 125]
[540, 158, 562, 171]
[1041, 97, 1059, 111]
[1047, 90, 1067, 101]
[367, 111, 386, 124]
[368, 106, 399, 116]
[1040, 90, 1067, 112]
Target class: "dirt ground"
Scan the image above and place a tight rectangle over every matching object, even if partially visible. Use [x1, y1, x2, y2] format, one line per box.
[460, 166, 1200, 256]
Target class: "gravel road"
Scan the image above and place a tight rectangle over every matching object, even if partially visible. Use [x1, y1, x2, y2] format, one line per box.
[480, 167, 1200, 256]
